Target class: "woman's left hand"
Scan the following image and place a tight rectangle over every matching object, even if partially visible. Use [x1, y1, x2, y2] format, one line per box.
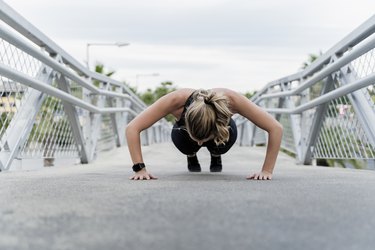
[246, 170, 273, 180]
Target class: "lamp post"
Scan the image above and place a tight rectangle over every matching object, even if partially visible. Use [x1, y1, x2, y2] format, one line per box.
[136, 73, 160, 86]
[86, 42, 130, 69]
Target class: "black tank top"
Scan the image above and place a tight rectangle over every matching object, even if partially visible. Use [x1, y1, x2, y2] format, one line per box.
[176, 90, 196, 127]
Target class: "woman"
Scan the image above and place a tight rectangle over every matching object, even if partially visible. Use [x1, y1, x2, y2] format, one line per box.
[126, 88, 283, 181]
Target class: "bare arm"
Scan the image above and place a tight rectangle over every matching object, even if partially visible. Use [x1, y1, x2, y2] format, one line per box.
[229, 90, 283, 179]
[125, 89, 188, 179]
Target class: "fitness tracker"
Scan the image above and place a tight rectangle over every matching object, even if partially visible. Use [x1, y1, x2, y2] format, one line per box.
[132, 163, 146, 172]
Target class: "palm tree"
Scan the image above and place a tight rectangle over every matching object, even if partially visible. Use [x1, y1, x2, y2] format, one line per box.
[94, 63, 115, 77]
[93, 62, 116, 87]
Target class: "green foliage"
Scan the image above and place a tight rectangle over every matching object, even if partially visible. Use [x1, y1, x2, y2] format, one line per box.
[244, 91, 257, 99]
[0, 112, 13, 137]
[301, 51, 323, 69]
[141, 89, 156, 105]
[123, 83, 138, 96]
[93, 62, 116, 87]
[142, 82, 177, 122]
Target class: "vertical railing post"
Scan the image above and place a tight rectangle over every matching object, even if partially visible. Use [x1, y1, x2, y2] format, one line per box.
[281, 82, 303, 162]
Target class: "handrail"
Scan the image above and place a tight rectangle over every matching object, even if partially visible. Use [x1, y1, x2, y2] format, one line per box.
[265, 72, 375, 114]
[0, 1, 171, 171]
[238, 14, 375, 165]
[0, 62, 138, 115]
[254, 34, 375, 103]
[251, 14, 375, 102]
[0, 0, 146, 109]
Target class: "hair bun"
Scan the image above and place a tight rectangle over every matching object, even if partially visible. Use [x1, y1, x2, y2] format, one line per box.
[203, 92, 215, 105]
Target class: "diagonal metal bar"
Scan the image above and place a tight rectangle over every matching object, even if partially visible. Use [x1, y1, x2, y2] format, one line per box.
[55, 75, 90, 163]
[0, 62, 138, 116]
[0, 66, 53, 170]
[301, 76, 335, 164]
[254, 34, 375, 103]
[265, 71, 375, 114]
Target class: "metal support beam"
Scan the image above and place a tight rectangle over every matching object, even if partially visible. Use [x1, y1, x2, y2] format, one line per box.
[281, 82, 303, 162]
[0, 62, 138, 115]
[265, 71, 375, 114]
[301, 76, 335, 164]
[0, 66, 53, 170]
[55, 75, 90, 163]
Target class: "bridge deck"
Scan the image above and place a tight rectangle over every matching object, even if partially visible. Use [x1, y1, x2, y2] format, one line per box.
[1, 143, 375, 250]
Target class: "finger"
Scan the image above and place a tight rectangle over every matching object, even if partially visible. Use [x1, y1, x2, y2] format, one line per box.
[129, 175, 135, 180]
[262, 175, 266, 180]
[246, 174, 255, 180]
[149, 174, 158, 180]
[139, 175, 144, 180]
[146, 175, 151, 180]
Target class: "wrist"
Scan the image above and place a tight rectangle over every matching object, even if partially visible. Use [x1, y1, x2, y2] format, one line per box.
[132, 162, 146, 172]
[261, 168, 273, 174]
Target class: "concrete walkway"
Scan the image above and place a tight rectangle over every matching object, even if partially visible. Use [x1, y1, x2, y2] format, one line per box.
[1, 143, 375, 250]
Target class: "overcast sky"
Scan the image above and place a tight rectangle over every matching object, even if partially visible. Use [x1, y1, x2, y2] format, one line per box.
[3, 0, 375, 92]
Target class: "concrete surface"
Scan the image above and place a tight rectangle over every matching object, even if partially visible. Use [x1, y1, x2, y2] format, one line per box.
[1, 143, 375, 250]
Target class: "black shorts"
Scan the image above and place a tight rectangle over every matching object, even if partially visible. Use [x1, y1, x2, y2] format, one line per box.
[171, 118, 237, 155]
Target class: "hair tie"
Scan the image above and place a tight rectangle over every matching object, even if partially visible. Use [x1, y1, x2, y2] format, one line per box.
[204, 99, 211, 105]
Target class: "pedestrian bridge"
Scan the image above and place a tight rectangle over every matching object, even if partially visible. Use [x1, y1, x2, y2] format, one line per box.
[1, 1, 375, 250]
[1, 143, 375, 250]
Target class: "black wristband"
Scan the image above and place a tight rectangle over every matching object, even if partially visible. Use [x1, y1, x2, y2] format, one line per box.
[132, 163, 146, 172]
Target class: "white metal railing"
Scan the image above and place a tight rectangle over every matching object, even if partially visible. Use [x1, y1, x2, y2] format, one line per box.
[236, 14, 375, 165]
[0, 1, 171, 171]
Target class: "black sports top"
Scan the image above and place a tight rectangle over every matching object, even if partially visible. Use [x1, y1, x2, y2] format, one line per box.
[176, 90, 197, 127]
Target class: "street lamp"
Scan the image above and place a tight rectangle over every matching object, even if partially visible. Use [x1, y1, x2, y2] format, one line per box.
[86, 42, 130, 69]
[136, 73, 160, 86]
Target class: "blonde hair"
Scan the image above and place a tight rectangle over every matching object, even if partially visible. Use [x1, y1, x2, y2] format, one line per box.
[185, 89, 232, 145]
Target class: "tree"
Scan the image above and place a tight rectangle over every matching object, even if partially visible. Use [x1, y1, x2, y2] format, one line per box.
[244, 91, 257, 99]
[301, 51, 323, 69]
[93, 62, 115, 87]
[139, 81, 177, 122]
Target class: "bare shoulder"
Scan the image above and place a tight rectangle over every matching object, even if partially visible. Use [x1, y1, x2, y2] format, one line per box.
[166, 88, 195, 106]
[211, 88, 245, 113]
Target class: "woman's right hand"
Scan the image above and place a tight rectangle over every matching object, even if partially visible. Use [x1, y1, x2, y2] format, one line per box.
[129, 168, 158, 180]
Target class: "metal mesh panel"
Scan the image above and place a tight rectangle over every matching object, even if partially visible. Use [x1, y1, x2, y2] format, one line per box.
[0, 38, 41, 148]
[350, 48, 375, 111]
[97, 112, 115, 152]
[313, 91, 375, 159]
[0, 38, 43, 77]
[279, 113, 296, 154]
[20, 93, 79, 159]
[0, 76, 23, 145]
[351, 48, 375, 79]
